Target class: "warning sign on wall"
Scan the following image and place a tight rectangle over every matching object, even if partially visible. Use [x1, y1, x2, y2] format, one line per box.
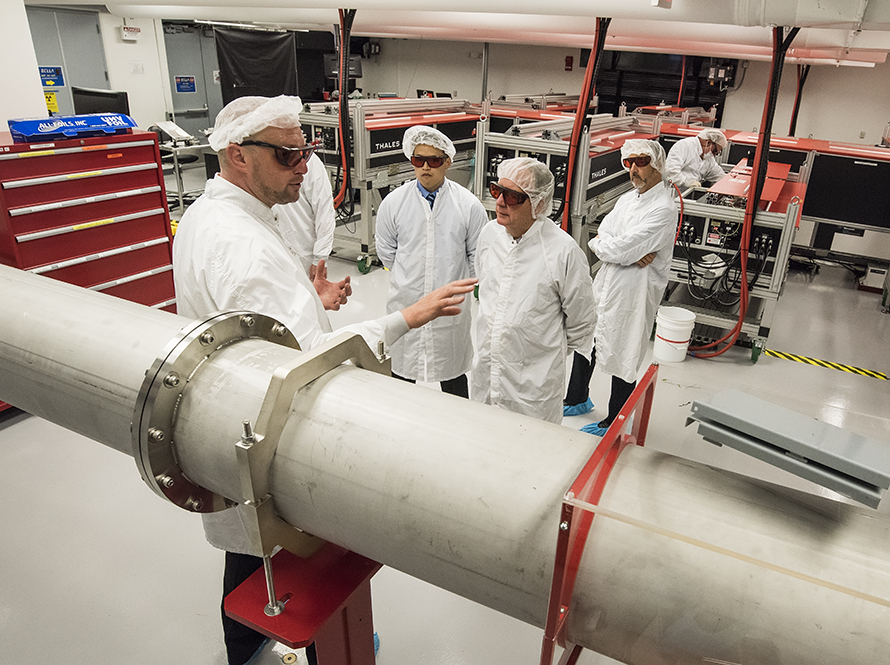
[44, 91, 59, 113]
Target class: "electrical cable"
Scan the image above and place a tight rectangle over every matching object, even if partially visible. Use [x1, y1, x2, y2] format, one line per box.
[677, 55, 686, 107]
[560, 17, 611, 234]
[332, 9, 357, 218]
[690, 26, 799, 358]
[788, 64, 810, 137]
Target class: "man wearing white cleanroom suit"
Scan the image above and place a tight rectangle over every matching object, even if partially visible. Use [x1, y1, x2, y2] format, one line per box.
[173, 94, 475, 665]
[563, 139, 677, 436]
[663, 128, 727, 189]
[375, 125, 487, 397]
[472, 157, 595, 424]
[274, 152, 336, 277]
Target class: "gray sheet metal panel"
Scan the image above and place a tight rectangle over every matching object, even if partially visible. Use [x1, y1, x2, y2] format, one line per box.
[690, 389, 890, 491]
[695, 420, 884, 508]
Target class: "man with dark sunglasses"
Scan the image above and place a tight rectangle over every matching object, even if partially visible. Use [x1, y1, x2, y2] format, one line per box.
[663, 128, 727, 190]
[563, 139, 677, 437]
[472, 157, 595, 424]
[274, 143, 343, 310]
[173, 96, 475, 665]
[375, 126, 487, 398]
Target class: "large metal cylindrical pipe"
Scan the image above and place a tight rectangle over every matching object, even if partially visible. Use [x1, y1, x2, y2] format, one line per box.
[173, 345, 890, 662]
[1, 266, 888, 664]
[0, 266, 188, 454]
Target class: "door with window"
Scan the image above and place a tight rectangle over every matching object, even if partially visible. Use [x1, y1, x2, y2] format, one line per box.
[162, 22, 223, 138]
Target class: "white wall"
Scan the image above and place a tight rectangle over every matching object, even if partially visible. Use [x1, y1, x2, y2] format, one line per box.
[361, 40, 589, 102]
[722, 59, 890, 144]
[1, 0, 51, 124]
[98, 13, 172, 129]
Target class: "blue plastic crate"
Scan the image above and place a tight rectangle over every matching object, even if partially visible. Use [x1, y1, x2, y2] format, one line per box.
[7, 113, 137, 143]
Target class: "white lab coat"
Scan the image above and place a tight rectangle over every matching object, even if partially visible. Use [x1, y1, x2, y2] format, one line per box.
[273, 154, 336, 276]
[664, 135, 725, 188]
[589, 182, 677, 384]
[173, 175, 410, 554]
[472, 217, 595, 424]
[375, 178, 487, 382]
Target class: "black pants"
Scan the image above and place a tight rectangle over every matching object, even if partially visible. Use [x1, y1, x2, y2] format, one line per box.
[392, 371, 469, 399]
[223, 552, 318, 665]
[564, 348, 636, 427]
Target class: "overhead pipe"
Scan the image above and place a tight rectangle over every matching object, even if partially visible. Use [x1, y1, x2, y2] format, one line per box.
[102, 0, 890, 30]
[108, 5, 890, 64]
[0, 265, 889, 664]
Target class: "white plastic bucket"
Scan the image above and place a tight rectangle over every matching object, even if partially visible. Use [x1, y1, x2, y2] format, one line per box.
[653, 306, 696, 363]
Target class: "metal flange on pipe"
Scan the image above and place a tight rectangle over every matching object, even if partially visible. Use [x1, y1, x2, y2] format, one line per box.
[131, 310, 299, 514]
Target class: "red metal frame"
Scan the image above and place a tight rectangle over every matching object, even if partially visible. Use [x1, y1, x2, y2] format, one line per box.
[224, 543, 381, 664]
[539, 363, 660, 665]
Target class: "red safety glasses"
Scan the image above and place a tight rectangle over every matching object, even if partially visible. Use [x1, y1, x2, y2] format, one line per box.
[240, 140, 317, 168]
[410, 154, 447, 168]
[622, 155, 652, 169]
[489, 182, 529, 206]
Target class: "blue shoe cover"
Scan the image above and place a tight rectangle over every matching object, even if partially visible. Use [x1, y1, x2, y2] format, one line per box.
[579, 422, 609, 437]
[563, 398, 593, 417]
[374, 632, 380, 656]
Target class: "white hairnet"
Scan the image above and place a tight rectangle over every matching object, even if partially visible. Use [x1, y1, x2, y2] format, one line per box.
[208, 95, 303, 151]
[698, 128, 727, 148]
[497, 157, 554, 218]
[402, 125, 456, 159]
[620, 139, 666, 173]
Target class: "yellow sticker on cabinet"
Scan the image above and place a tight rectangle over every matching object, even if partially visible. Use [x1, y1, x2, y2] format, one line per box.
[73, 218, 115, 231]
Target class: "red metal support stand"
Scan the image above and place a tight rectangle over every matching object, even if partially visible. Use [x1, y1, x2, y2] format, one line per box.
[224, 542, 382, 665]
[539, 363, 660, 665]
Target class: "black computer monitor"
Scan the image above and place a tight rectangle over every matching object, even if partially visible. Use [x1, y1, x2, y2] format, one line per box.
[323, 53, 363, 79]
[71, 86, 130, 115]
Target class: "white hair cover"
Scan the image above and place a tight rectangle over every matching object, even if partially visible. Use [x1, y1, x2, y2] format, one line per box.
[698, 128, 728, 148]
[497, 157, 554, 218]
[208, 95, 303, 151]
[620, 139, 667, 173]
[402, 125, 456, 159]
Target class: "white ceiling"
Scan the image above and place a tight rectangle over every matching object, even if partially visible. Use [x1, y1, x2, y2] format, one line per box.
[28, 0, 890, 66]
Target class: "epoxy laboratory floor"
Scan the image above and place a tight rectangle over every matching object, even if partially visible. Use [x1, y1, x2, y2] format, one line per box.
[0, 247, 888, 664]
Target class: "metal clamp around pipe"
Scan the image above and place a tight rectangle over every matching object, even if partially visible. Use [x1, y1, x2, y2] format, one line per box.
[229, 331, 392, 558]
[131, 311, 299, 513]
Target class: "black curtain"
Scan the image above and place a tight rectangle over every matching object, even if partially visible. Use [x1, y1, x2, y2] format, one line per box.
[215, 28, 298, 105]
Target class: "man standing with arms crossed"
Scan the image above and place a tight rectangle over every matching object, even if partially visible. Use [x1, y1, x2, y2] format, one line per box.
[563, 139, 678, 436]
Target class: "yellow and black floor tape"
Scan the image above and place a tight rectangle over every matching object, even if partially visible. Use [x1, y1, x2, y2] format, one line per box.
[763, 349, 887, 380]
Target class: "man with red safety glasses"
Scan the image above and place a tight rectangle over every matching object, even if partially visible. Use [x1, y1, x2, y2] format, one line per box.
[563, 139, 678, 437]
[375, 125, 487, 398]
[472, 157, 595, 424]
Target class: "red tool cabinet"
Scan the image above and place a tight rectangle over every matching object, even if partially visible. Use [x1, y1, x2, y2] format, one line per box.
[0, 129, 176, 413]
